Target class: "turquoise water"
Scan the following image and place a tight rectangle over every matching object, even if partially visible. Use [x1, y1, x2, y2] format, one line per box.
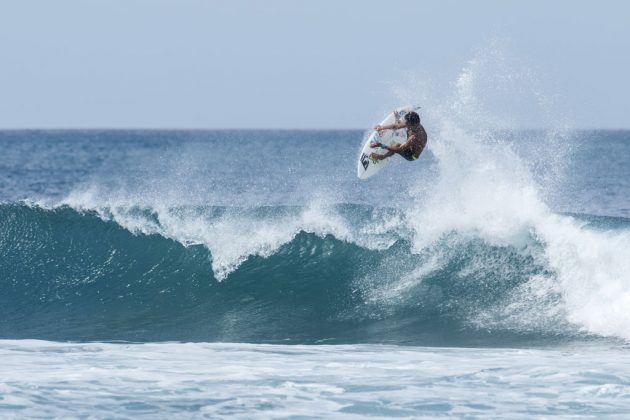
[0, 125, 629, 416]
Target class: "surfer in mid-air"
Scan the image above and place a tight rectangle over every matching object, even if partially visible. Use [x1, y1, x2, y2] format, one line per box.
[369, 111, 427, 162]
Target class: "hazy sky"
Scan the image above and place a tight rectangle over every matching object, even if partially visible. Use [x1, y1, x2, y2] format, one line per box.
[1, 0, 629, 129]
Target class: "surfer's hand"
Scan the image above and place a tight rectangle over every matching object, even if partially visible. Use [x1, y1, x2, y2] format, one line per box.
[374, 125, 385, 132]
[370, 141, 382, 148]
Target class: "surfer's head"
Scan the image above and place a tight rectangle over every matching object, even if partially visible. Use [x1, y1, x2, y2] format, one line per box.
[405, 111, 420, 126]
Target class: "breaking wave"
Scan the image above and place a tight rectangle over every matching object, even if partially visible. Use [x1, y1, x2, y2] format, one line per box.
[1, 202, 628, 346]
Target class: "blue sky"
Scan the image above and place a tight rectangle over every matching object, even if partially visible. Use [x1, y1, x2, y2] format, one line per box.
[1, 0, 628, 129]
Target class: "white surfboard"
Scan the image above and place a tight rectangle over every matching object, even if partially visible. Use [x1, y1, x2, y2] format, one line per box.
[356, 106, 420, 179]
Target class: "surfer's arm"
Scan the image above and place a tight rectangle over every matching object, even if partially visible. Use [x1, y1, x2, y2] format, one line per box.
[375, 136, 415, 155]
[374, 122, 407, 131]
[370, 140, 403, 160]
[381, 143, 402, 152]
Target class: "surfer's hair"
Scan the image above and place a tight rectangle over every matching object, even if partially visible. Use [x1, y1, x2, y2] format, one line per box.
[405, 111, 420, 125]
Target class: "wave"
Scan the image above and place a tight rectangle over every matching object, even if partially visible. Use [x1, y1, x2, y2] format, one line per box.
[1, 202, 628, 346]
[3, 45, 629, 346]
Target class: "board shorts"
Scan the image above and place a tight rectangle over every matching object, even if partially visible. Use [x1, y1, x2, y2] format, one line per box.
[400, 150, 418, 161]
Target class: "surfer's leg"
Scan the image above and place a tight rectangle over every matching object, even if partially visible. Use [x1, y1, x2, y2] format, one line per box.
[370, 149, 396, 161]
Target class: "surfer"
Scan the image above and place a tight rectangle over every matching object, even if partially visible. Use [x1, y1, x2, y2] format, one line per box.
[369, 111, 427, 162]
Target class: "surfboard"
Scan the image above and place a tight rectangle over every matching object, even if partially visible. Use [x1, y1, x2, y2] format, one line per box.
[356, 106, 419, 179]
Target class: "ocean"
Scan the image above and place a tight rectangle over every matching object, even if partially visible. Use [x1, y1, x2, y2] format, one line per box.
[0, 123, 629, 417]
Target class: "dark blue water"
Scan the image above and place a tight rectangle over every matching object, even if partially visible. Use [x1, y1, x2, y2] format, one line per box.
[1, 129, 629, 346]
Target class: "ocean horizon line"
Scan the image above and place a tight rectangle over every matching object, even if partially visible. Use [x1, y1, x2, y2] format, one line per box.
[1, 127, 629, 132]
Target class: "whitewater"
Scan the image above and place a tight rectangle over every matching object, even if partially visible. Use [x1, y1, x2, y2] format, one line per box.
[1, 53, 630, 416]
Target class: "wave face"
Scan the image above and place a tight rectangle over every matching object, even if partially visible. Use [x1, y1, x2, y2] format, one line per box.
[1, 202, 628, 346]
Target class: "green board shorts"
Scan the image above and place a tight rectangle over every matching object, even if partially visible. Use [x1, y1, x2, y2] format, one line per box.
[400, 150, 418, 161]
